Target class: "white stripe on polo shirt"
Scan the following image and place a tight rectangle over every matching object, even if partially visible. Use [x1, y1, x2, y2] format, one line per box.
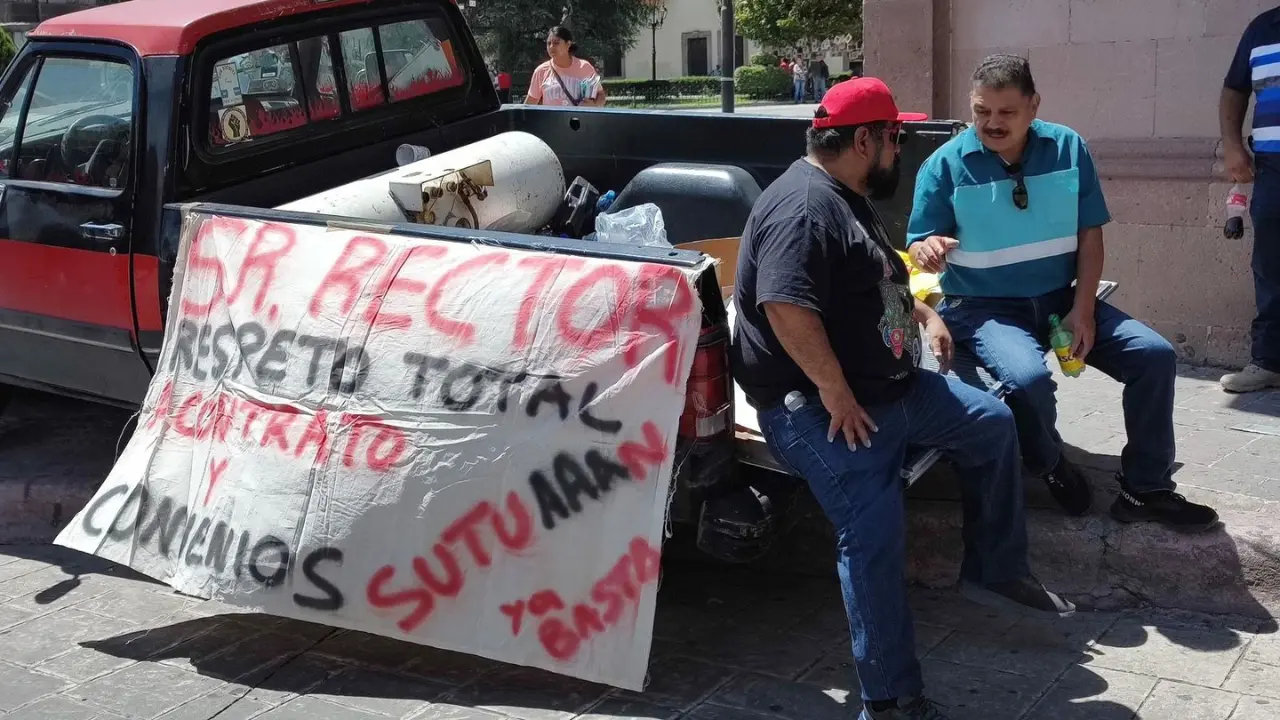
[1252, 126, 1280, 142]
[948, 235, 1079, 270]
[1253, 42, 1280, 59]
[1255, 61, 1280, 80]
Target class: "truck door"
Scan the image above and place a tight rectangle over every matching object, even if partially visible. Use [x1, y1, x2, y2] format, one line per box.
[0, 43, 149, 403]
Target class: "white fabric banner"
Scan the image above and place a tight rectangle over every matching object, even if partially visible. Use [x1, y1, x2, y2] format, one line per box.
[55, 211, 708, 690]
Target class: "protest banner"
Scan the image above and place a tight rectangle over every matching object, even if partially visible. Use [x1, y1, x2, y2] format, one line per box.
[55, 209, 710, 690]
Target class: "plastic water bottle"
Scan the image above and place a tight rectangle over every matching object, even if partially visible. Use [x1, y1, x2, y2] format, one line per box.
[1225, 183, 1249, 239]
[597, 190, 617, 213]
[1048, 314, 1085, 378]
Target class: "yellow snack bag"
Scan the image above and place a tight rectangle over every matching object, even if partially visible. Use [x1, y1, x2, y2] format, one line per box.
[896, 250, 943, 306]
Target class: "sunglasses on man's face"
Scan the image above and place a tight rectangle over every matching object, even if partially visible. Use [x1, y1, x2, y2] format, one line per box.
[1004, 162, 1029, 210]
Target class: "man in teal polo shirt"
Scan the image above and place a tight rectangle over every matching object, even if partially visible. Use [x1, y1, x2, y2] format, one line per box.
[906, 55, 1219, 532]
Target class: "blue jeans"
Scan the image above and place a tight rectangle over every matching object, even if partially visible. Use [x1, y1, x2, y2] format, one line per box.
[938, 287, 1177, 493]
[813, 76, 827, 101]
[794, 78, 805, 103]
[1251, 208, 1280, 372]
[758, 371, 1030, 702]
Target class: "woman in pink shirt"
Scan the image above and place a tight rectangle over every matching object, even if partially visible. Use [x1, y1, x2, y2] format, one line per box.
[525, 26, 606, 107]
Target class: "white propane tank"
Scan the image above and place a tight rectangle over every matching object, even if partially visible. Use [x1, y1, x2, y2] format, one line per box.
[277, 131, 565, 234]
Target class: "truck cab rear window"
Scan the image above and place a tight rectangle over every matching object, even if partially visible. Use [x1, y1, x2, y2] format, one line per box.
[206, 17, 466, 150]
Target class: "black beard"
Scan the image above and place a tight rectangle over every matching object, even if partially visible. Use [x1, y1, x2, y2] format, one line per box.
[866, 155, 901, 201]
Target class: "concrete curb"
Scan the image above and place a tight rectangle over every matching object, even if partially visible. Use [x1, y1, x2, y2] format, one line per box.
[667, 462, 1280, 620]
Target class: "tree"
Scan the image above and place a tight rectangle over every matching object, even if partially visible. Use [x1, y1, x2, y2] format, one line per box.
[736, 0, 861, 56]
[461, 0, 651, 74]
[0, 31, 15, 73]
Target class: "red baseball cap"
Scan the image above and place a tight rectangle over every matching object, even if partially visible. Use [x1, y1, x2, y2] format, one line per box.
[812, 77, 928, 129]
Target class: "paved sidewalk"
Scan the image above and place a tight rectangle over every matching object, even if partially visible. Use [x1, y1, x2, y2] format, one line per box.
[1, 544, 1279, 720]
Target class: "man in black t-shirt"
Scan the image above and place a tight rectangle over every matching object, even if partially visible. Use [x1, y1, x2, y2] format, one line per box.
[730, 77, 1072, 720]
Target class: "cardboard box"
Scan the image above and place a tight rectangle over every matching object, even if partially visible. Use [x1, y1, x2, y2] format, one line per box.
[676, 237, 739, 300]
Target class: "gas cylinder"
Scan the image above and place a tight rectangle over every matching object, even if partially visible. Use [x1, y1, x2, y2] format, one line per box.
[278, 131, 565, 234]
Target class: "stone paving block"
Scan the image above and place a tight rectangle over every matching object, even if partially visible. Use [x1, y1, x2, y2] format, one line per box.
[73, 587, 196, 626]
[1211, 450, 1280, 479]
[406, 702, 504, 719]
[1229, 696, 1280, 719]
[0, 660, 71, 712]
[779, 599, 848, 641]
[4, 694, 126, 719]
[153, 687, 275, 720]
[439, 666, 610, 720]
[615, 654, 733, 708]
[183, 632, 316, 686]
[307, 666, 450, 719]
[256, 695, 386, 720]
[32, 646, 136, 683]
[400, 647, 503, 687]
[234, 651, 347, 708]
[925, 611, 1119, 680]
[924, 629, 1082, 681]
[682, 705, 778, 720]
[1090, 619, 1250, 687]
[0, 566, 107, 610]
[918, 659, 1049, 720]
[1175, 428, 1259, 466]
[1136, 679, 1241, 720]
[0, 557, 49, 584]
[151, 618, 271, 673]
[1245, 632, 1280, 667]
[311, 630, 437, 675]
[577, 697, 680, 720]
[0, 608, 136, 666]
[1224, 661, 1280, 700]
[704, 672, 853, 720]
[1024, 665, 1157, 720]
[67, 663, 226, 719]
[907, 588, 1020, 636]
[669, 628, 834, 679]
[83, 614, 242, 664]
[0, 600, 35, 631]
[796, 651, 859, 696]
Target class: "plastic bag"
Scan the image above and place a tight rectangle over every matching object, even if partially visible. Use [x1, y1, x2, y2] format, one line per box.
[595, 203, 670, 248]
[897, 250, 943, 305]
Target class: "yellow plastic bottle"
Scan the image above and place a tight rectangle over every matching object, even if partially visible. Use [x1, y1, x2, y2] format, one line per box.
[1049, 314, 1085, 377]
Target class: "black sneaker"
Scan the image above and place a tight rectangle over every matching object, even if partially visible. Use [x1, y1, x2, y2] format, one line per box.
[959, 575, 1076, 619]
[1043, 455, 1092, 516]
[1110, 485, 1220, 533]
[860, 696, 950, 720]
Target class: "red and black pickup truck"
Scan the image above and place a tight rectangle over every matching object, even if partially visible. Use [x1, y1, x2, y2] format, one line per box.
[0, 0, 1015, 561]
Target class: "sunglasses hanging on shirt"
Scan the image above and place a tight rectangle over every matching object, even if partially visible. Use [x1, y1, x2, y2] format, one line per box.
[1001, 160, 1029, 210]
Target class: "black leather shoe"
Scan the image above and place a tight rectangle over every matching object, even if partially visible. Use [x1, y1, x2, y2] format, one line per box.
[1043, 455, 1092, 516]
[1111, 483, 1220, 533]
[960, 576, 1076, 619]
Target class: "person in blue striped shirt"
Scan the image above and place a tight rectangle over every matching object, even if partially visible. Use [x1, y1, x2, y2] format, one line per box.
[1222, 7, 1280, 393]
[907, 55, 1219, 533]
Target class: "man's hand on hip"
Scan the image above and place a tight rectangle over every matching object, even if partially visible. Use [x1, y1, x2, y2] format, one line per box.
[820, 381, 878, 451]
[910, 236, 960, 273]
[1225, 144, 1255, 184]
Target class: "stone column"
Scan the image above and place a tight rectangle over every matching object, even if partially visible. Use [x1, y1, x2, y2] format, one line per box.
[862, 0, 936, 115]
